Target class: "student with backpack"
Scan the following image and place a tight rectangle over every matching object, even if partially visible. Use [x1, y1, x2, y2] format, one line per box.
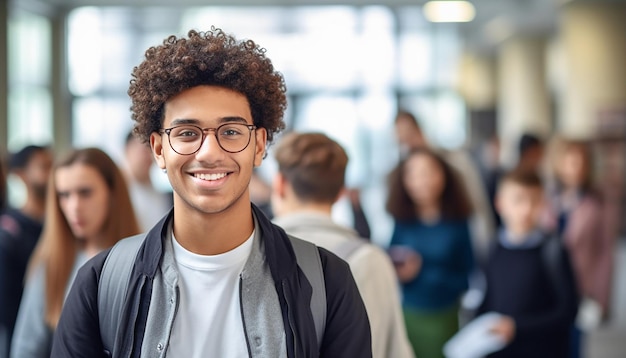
[51, 28, 371, 358]
[271, 132, 414, 358]
[474, 169, 579, 358]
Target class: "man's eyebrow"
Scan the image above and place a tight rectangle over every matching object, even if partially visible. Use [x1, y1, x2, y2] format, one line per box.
[218, 116, 248, 124]
[169, 117, 249, 126]
[170, 118, 200, 126]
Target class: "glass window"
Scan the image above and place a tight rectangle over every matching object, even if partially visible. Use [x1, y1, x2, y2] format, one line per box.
[7, 10, 52, 150]
[400, 90, 467, 149]
[65, 5, 467, 245]
[72, 96, 132, 162]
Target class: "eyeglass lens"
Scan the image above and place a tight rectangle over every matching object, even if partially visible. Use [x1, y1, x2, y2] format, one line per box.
[166, 123, 254, 154]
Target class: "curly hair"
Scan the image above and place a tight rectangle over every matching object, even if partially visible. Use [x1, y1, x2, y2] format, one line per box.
[386, 148, 473, 221]
[128, 27, 287, 144]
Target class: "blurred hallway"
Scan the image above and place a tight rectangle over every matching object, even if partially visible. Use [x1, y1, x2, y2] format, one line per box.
[586, 238, 626, 358]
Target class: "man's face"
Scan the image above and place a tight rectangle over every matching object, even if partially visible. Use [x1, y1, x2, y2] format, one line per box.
[521, 145, 544, 171]
[125, 137, 155, 180]
[150, 85, 266, 216]
[395, 115, 426, 154]
[21, 150, 53, 201]
[496, 181, 544, 236]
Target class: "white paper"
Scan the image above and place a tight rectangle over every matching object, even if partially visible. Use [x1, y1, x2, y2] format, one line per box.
[444, 312, 508, 358]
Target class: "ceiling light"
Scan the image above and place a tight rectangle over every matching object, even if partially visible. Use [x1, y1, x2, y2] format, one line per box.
[423, 1, 476, 23]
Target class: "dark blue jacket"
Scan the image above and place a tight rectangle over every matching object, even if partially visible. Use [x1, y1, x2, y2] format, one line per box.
[51, 205, 372, 358]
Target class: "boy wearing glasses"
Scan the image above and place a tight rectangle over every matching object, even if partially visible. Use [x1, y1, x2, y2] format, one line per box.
[51, 28, 371, 358]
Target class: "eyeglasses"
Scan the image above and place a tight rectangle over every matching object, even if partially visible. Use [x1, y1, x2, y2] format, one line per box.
[160, 123, 256, 155]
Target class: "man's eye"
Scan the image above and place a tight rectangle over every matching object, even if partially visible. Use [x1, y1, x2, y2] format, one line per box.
[223, 129, 240, 136]
[179, 130, 199, 137]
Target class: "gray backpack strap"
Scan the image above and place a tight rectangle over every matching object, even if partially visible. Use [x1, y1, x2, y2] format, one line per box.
[288, 235, 326, 348]
[98, 234, 144, 354]
[333, 239, 366, 262]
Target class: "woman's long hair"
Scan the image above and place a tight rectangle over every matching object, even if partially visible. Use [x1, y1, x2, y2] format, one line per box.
[386, 148, 473, 221]
[27, 147, 140, 328]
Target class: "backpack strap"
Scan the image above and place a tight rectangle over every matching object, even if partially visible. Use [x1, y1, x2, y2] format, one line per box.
[288, 235, 326, 348]
[98, 234, 144, 355]
[97, 233, 326, 352]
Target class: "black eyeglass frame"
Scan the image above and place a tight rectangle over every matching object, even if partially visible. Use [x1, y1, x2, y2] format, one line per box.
[159, 123, 257, 155]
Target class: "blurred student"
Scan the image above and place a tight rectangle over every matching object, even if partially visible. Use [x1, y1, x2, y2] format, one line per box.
[476, 169, 578, 358]
[0, 155, 6, 210]
[272, 132, 414, 358]
[515, 133, 545, 174]
[387, 148, 475, 358]
[543, 139, 619, 358]
[11, 148, 140, 358]
[0, 145, 53, 358]
[394, 110, 494, 261]
[124, 131, 172, 231]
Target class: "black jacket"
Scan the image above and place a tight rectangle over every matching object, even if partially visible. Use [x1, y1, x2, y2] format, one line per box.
[0, 208, 43, 358]
[51, 205, 372, 357]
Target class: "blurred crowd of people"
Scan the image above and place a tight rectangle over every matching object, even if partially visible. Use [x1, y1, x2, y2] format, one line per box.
[250, 109, 621, 358]
[1, 109, 623, 358]
[0, 106, 621, 358]
[0, 27, 622, 358]
[0, 134, 173, 358]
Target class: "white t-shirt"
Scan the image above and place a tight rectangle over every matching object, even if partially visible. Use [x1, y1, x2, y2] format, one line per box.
[167, 231, 254, 358]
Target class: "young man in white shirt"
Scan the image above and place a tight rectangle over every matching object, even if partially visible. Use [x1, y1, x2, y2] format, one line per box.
[51, 28, 371, 358]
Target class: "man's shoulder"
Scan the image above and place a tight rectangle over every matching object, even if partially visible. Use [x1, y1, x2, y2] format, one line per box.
[345, 241, 397, 283]
[341, 239, 387, 264]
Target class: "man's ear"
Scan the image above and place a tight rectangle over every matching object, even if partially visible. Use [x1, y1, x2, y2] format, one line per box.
[150, 132, 166, 170]
[253, 128, 267, 167]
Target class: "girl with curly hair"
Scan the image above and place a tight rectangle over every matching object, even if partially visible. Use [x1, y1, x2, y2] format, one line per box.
[387, 148, 475, 358]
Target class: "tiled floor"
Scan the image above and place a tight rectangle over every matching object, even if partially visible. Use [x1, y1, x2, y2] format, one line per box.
[585, 239, 626, 358]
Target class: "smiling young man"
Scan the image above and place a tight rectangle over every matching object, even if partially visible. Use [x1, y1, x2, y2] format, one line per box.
[51, 29, 371, 358]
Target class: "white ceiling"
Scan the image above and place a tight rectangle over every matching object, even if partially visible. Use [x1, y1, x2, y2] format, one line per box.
[15, 0, 565, 54]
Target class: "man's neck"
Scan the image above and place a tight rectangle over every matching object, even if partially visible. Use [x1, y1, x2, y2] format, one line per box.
[173, 199, 255, 256]
[278, 200, 333, 218]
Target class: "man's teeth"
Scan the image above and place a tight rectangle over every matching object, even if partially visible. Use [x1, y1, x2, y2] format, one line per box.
[195, 173, 227, 181]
